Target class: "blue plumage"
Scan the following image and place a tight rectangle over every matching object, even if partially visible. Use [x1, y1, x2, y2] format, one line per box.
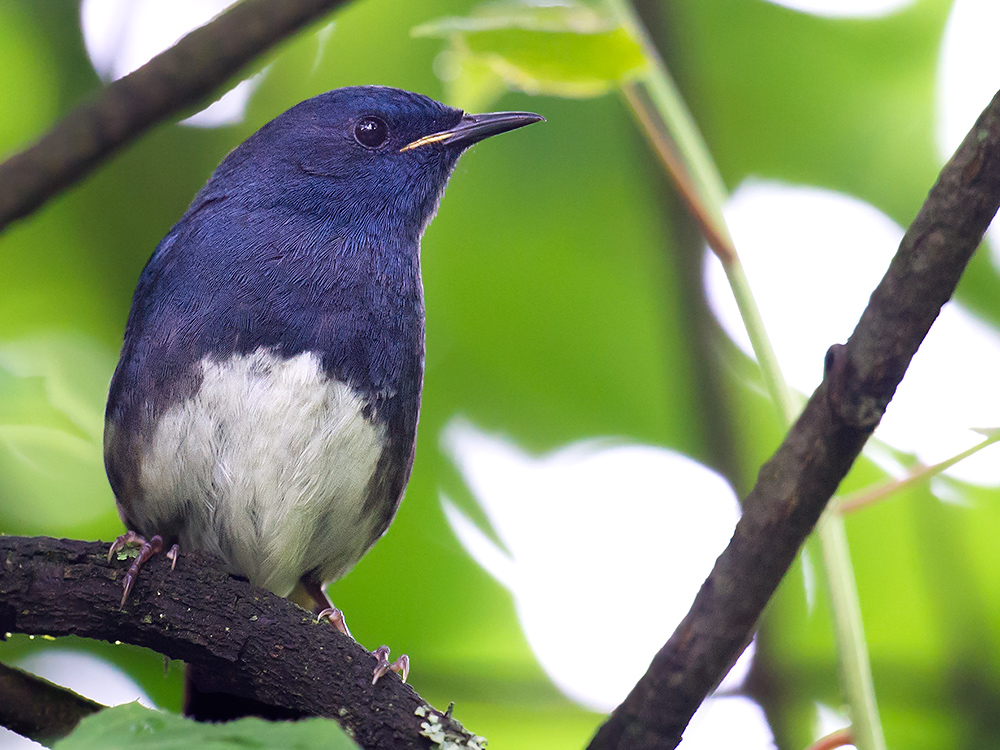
[103, 86, 542, 671]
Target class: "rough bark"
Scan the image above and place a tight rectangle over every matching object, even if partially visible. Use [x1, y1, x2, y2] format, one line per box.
[0, 536, 472, 749]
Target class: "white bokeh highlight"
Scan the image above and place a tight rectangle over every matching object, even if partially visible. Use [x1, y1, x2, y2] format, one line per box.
[936, 0, 1000, 264]
[16, 649, 154, 707]
[441, 420, 761, 727]
[0, 728, 38, 749]
[815, 703, 853, 742]
[760, 0, 916, 19]
[80, 0, 262, 127]
[935, 0, 1000, 160]
[684, 698, 776, 749]
[705, 180, 1000, 485]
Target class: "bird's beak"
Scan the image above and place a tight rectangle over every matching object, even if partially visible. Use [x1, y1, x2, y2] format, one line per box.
[400, 111, 544, 153]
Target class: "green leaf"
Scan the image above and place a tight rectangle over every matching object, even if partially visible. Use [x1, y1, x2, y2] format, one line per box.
[53, 703, 360, 749]
[413, 3, 621, 35]
[413, 1, 647, 104]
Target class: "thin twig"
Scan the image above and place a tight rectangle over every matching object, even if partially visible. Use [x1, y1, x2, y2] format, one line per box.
[805, 728, 856, 750]
[620, 82, 734, 263]
[838, 430, 1000, 514]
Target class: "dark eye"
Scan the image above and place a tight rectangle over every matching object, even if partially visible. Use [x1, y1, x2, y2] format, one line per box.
[354, 116, 388, 148]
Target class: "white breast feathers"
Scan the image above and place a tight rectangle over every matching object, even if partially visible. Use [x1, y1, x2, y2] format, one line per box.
[138, 348, 387, 597]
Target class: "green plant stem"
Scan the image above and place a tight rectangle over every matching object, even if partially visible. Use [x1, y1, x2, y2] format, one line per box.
[617, 82, 796, 420]
[838, 430, 1000, 514]
[816, 514, 885, 750]
[604, 2, 886, 748]
[608, 3, 728, 225]
[722, 258, 800, 422]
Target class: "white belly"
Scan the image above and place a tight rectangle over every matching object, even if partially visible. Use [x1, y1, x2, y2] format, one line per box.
[137, 348, 387, 597]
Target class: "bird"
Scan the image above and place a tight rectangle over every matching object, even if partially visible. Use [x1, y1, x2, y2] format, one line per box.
[103, 85, 542, 700]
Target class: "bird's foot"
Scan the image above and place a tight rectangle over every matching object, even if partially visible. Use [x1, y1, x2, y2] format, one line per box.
[316, 606, 353, 639]
[372, 645, 409, 685]
[108, 531, 179, 607]
[315, 608, 408, 683]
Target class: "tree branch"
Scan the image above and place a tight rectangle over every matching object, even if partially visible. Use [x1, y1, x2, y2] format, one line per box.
[0, 661, 102, 744]
[589, 89, 1000, 750]
[0, 0, 352, 234]
[0, 535, 472, 749]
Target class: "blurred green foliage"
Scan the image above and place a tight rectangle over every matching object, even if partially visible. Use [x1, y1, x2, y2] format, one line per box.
[1, 0, 999, 748]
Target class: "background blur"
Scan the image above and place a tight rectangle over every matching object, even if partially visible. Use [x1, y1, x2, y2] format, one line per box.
[2, 0, 1000, 748]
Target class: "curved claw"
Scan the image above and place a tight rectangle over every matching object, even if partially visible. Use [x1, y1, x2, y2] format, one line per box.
[166, 543, 179, 570]
[316, 606, 352, 639]
[113, 533, 165, 607]
[372, 645, 409, 685]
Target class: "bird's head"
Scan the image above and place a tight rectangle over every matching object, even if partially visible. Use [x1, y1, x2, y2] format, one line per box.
[204, 86, 542, 239]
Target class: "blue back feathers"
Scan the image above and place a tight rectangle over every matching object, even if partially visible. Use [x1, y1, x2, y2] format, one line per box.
[109, 87, 467, 439]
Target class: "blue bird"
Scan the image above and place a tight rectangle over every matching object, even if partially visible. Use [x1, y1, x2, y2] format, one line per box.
[104, 86, 542, 693]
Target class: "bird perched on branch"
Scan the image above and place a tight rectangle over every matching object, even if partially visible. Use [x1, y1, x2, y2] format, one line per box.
[103, 86, 542, 706]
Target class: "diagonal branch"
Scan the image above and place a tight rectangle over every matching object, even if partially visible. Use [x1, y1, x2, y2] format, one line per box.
[0, 535, 467, 749]
[589, 89, 1000, 750]
[0, 661, 102, 744]
[0, 0, 352, 234]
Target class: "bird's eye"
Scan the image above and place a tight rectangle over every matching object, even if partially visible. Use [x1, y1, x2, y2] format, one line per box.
[354, 116, 389, 148]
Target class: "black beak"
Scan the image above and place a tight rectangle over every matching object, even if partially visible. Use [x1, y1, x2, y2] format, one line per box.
[401, 111, 544, 152]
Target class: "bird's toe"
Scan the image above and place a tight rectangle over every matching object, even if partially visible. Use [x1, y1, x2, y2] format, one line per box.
[371, 645, 409, 684]
[111, 532, 171, 607]
[316, 606, 352, 639]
